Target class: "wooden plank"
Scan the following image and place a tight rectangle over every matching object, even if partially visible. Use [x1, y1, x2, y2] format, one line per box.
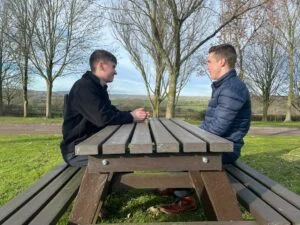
[160, 118, 206, 152]
[227, 173, 290, 225]
[88, 154, 222, 172]
[91, 222, 259, 225]
[0, 163, 68, 224]
[234, 160, 300, 210]
[201, 171, 242, 220]
[130, 122, 153, 154]
[189, 171, 216, 220]
[171, 118, 233, 152]
[75, 125, 120, 155]
[2, 166, 79, 225]
[29, 168, 84, 225]
[225, 164, 300, 223]
[112, 172, 193, 190]
[149, 118, 179, 153]
[102, 124, 135, 154]
[68, 169, 111, 225]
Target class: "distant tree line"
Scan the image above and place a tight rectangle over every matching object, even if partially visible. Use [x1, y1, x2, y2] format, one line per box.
[1, 0, 300, 121]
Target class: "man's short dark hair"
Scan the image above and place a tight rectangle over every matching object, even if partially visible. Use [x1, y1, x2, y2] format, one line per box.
[89, 50, 117, 71]
[208, 44, 237, 68]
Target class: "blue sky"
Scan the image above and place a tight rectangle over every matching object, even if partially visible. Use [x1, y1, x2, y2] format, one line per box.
[29, 52, 213, 96]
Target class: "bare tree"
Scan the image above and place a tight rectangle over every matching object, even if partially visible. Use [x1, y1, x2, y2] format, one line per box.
[113, 0, 269, 118]
[245, 33, 287, 121]
[30, 0, 103, 118]
[109, 0, 170, 117]
[3, 72, 20, 106]
[5, 0, 39, 117]
[219, 1, 267, 80]
[269, 0, 300, 122]
[0, 0, 13, 115]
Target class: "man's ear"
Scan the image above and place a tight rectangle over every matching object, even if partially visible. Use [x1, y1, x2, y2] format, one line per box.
[98, 61, 105, 71]
[220, 58, 226, 67]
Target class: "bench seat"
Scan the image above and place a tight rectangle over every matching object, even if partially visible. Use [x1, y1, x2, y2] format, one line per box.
[0, 163, 83, 225]
[225, 160, 300, 225]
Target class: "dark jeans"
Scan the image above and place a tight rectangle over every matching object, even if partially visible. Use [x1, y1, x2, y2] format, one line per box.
[63, 152, 88, 168]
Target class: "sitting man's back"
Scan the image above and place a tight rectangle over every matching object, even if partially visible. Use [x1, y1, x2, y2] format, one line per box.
[61, 50, 148, 167]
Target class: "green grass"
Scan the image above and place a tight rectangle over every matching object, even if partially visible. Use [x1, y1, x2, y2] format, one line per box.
[0, 116, 62, 124]
[250, 121, 300, 128]
[0, 134, 299, 223]
[0, 134, 63, 206]
[185, 119, 300, 129]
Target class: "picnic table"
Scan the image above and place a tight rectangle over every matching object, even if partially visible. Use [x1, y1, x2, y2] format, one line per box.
[68, 118, 244, 225]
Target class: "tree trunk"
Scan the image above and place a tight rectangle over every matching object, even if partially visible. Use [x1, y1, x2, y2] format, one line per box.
[23, 57, 29, 117]
[0, 30, 3, 116]
[262, 101, 268, 121]
[284, 45, 294, 122]
[166, 71, 177, 119]
[0, 61, 3, 116]
[152, 97, 159, 118]
[239, 48, 244, 81]
[46, 81, 53, 118]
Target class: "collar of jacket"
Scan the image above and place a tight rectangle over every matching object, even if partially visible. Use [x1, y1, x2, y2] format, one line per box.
[212, 69, 237, 89]
[84, 71, 108, 90]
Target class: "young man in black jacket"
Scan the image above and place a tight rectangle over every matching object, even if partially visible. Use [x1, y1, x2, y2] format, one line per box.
[60, 50, 148, 167]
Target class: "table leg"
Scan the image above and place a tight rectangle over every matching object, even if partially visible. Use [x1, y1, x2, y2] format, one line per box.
[190, 171, 242, 221]
[68, 168, 113, 225]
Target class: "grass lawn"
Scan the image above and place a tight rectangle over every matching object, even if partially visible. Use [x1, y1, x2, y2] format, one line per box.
[185, 119, 300, 129]
[0, 116, 62, 124]
[0, 133, 299, 223]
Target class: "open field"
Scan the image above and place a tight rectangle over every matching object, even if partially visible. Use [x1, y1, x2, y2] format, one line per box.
[0, 132, 299, 223]
[4, 91, 300, 120]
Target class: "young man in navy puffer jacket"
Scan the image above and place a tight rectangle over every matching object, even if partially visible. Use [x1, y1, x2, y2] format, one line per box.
[159, 44, 251, 215]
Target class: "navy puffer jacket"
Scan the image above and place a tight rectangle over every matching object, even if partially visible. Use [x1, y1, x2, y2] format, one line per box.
[200, 69, 251, 162]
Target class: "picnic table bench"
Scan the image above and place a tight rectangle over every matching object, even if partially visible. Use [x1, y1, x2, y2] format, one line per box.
[1, 118, 300, 225]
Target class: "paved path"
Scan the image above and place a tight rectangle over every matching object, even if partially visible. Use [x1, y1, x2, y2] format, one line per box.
[0, 123, 300, 135]
[0, 123, 62, 134]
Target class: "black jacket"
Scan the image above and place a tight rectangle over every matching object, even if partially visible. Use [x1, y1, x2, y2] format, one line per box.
[60, 71, 133, 159]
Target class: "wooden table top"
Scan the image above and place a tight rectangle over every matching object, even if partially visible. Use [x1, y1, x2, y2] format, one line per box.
[75, 118, 233, 156]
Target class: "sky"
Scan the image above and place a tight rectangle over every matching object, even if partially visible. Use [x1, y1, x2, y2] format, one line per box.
[29, 50, 213, 97]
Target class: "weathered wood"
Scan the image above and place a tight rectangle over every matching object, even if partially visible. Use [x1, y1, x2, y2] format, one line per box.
[189, 171, 216, 220]
[2, 166, 79, 225]
[234, 160, 300, 210]
[201, 171, 242, 220]
[225, 164, 300, 223]
[149, 118, 179, 153]
[130, 122, 153, 154]
[160, 118, 206, 152]
[88, 154, 222, 172]
[0, 163, 68, 224]
[102, 124, 135, 154]
[75, 125, 120, 155]
[227, 173, 290, 225]
[112, 172, 193, 190]
[29, 168, 84, 225]
[68, 168, 112, 225]
[171, 118, 233, 152]
[91, 222, 259, 225]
